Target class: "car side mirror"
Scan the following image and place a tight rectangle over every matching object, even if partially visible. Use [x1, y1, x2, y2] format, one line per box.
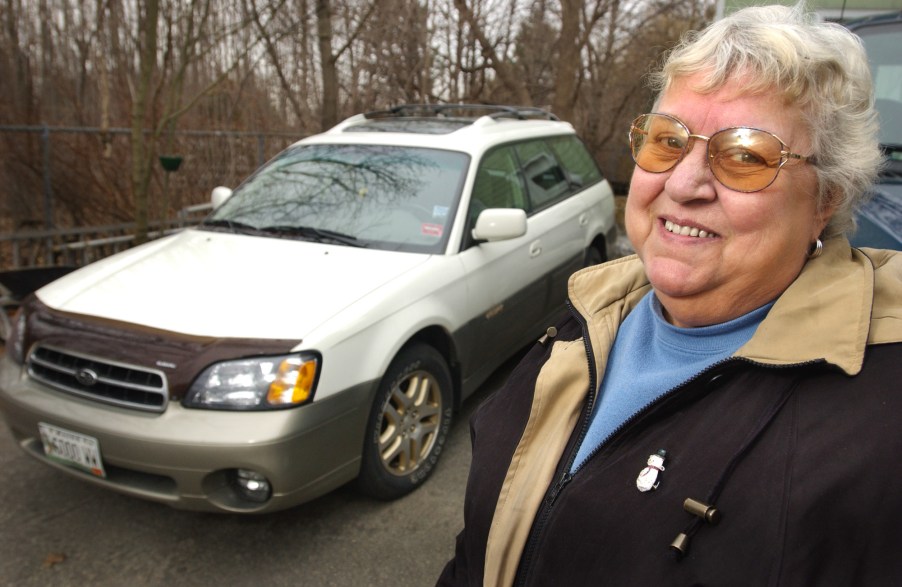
[211, 186, 233, 209]
[471, 208, 527, 242]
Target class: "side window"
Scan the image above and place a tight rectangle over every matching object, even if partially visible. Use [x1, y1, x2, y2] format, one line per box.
[470, 146, 527, 221]
[514, 140, 569, 210]
[464, 146, 526, 249]
[548, 135, 603, 188]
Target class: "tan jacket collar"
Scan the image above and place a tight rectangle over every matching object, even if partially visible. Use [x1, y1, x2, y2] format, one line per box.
[569, 238, 902, 377]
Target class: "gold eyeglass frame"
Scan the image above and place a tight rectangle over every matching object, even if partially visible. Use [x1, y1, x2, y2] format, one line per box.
[628, 112, 815, 193]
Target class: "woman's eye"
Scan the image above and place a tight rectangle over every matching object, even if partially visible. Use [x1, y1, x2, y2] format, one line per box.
[738, 150, 765, 165]
[651, 133, 685, 151]
[719, 148, 767, 167]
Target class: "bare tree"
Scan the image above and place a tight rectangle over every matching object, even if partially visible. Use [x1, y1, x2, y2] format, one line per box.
[0, 0, 713, 248]
[448, 0, 710, 183]
[130, 0, 159, 243]
[316, 0, 376, 130]
[316, 0, 339, 129]
[452, 0, 531, 104]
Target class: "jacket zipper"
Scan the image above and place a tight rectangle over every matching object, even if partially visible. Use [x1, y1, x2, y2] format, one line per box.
[512, 301, 825, 586]
[570, 359, 731, 476]
[512, 301, 597, 586]
[513, 359, 740, 585]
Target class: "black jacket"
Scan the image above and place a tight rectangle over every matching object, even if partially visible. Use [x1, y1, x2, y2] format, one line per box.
[439, 240, 902, 586]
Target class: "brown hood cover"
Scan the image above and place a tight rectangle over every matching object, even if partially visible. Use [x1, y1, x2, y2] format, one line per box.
[21, 296, 301, 399]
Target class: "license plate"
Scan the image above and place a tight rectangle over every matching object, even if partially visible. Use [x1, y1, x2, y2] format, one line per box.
[38, 422, 107, 478]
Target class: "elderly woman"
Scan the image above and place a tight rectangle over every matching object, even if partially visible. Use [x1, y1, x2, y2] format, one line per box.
[438, 4, 902, 586]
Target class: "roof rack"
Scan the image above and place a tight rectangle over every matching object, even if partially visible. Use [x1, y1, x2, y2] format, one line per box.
[362, 104, 560, 122]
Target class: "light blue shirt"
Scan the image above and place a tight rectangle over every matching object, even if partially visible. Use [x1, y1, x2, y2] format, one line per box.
[570, 293, 773, 472]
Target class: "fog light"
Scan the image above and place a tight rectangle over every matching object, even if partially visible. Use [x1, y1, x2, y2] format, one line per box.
[231, 469, 272, 503]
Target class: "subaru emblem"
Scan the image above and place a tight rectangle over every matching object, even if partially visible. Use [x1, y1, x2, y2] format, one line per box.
[75, 368, 99, 387]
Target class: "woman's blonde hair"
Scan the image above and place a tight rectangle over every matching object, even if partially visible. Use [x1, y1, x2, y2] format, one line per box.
[651, 3, 882, 238]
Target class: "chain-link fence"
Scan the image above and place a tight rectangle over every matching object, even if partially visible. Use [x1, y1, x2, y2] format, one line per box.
[0, 126, 300, 270]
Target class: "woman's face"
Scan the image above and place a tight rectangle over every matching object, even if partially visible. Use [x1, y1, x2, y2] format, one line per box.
[625, 75, 830, 327]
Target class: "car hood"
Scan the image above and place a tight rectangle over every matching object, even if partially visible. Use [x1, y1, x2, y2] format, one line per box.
[35, 229, 430, 339]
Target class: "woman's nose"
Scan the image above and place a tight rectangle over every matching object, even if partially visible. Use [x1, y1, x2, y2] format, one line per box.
[664, 139, 717, 201]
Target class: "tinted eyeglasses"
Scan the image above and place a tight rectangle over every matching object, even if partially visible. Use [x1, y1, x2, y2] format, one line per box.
[628, 113, 815, 193]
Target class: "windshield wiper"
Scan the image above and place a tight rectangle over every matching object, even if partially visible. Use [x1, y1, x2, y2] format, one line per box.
[258, 225, 365, 247]
[200, 219, 262, 234]
[201, 220, 364, 246]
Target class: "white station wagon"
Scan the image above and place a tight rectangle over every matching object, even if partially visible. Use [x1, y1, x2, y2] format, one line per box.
[0, 104, 617, 512]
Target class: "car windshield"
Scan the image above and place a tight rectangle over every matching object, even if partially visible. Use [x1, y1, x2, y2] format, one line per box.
[202, 144, 470, 254]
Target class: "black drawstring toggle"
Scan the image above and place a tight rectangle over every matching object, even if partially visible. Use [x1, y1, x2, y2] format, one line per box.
[683, 498, 721, 525]
[669, 498, 722, 558]
[668, 380, 797, 560]
[538, 326, 557, 345]
[670, 532, 691, 556]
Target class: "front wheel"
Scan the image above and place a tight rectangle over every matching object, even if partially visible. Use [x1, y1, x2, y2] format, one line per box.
[357, 343, 453, 500]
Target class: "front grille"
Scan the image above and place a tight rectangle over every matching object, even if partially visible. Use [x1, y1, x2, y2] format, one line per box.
[27, 345, 169, 412]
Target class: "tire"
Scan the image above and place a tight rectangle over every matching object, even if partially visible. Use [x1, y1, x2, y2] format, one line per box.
[357, 343, 453, 500]
[584, 243, 606, 268]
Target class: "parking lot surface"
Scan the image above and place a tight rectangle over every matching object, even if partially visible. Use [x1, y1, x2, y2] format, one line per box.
[0, 357, 514, 587]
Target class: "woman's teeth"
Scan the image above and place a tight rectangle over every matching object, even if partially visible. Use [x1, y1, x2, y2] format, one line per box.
[665, 220, 717, 238]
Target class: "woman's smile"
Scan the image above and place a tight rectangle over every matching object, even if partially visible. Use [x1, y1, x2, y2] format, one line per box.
[662, 218, 719, 239]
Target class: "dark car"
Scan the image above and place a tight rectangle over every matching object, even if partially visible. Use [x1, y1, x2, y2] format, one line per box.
[847, 11, 902, 250]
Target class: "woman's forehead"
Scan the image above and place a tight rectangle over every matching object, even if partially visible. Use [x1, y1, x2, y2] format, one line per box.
[656, 75, 808, 144]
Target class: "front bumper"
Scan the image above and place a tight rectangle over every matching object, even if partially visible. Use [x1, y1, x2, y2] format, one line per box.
[0, 354, 375, 513]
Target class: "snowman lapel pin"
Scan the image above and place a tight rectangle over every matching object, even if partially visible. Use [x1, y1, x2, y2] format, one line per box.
[636, 449, 667, 492]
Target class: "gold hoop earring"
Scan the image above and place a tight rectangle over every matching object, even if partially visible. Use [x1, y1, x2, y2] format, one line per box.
[807, 238, 823, 259]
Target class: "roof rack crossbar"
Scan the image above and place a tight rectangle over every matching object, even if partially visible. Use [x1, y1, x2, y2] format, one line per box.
[362, 103, 559, 122]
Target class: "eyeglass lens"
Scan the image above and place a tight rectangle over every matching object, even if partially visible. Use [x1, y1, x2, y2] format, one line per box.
[629, 113, 788, 192]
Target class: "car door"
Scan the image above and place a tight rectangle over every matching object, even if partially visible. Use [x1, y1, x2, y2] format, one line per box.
[456, 140, 588, 384]
[513, 138, 589, 311]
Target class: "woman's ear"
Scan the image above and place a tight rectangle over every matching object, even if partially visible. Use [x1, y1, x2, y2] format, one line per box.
[814, 191, 839, 239]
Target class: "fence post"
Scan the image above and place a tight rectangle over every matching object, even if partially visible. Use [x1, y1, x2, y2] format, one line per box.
[41, 125, 53, 230]
[41, 125, 55, 264]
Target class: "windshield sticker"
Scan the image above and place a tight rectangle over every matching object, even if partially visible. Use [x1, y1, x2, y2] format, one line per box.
[421, 223, 444, 237]
[432, 205, 450, 218]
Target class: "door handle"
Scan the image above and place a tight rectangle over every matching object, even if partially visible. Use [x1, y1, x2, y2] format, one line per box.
[579, 213, 589, 226]
[530, 240, 542, 257]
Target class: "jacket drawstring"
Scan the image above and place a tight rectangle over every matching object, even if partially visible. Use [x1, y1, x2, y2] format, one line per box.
[670, 383, 797, 559]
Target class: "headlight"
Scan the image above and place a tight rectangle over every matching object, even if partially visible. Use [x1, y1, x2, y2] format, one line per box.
[4, 309, 27, 365]
[183, 353, 319, 410]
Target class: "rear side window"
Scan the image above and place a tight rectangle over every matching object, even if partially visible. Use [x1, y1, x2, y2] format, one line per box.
[514, 141, 569, 209]
[548, 135, 603, 188]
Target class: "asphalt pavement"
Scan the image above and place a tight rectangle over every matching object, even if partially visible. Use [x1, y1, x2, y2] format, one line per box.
[0, 357, 514, 587]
